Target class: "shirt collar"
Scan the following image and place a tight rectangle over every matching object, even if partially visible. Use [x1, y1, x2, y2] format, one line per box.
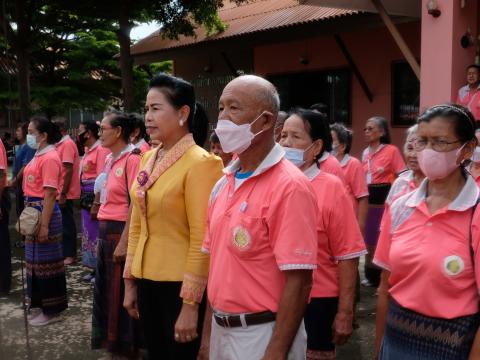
[56, 134, 70, 145]
[319, 151, 329, 163]
[86, 140, 101, 153]
[224, 143, 285, 179]
[339, 154, 351, 167]
[35, 145, 55, 157]
[303, 163, 321, 181]
[134, 139, 146, 149]
[406, 175, 479, 211]
[107, 144, 135, 164]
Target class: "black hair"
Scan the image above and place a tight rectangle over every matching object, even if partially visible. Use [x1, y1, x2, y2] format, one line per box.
[30, 116, 62, 144]
[466, 64, 480, 72]
[105, 111, 137, 143]
[210, 131, 220, 144]
[51, 116, 67, 132]
[148, 73, 208, 146]
[330, 123, 353, 154]
[289, 108, 330, 159]
[130, 113, 148, 141]
[310, 103, 328, 115]
[367, 116, 391, 144]
[16, 122, 29, 139]
[417, 103, 477, 144]
[80, 119, 100, 140]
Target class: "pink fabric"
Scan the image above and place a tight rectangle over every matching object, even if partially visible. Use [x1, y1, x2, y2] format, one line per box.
[457, 85, 480, 120]
[56, 137, 80, 199]
[374, 183, 480, 319]
[319, 153, 347, 185]
[138, 141, 151, 154]
[362, 144, 406, 184]
[310, 172, 366, 298]
[23, 147, 63, 197]
[341, 155, 369, 213]
[0, 139, 6, 186]
[97, 152, 140, 222]
[204, 159, 318, 314]
[81, 145, 110, 180]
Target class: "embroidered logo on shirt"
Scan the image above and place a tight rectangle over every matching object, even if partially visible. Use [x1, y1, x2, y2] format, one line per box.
[115, 167, 124, 177]
[27, 175, 34, 183]
[443, 255, 465, 276]
[232, 226, 251, 250]
[83, 163, 90, 172]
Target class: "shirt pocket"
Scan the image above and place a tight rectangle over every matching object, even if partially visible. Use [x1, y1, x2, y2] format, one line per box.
[227, 213, 269, 259]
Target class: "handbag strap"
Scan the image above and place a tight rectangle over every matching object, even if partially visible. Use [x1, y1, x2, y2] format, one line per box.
[469, 198, 480, 285]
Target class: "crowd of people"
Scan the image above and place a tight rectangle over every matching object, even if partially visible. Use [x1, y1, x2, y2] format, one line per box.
[0, 71, 479, 360]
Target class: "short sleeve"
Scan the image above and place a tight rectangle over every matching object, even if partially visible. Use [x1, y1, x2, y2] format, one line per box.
[60, 141, 76, 164]
[326, 184, 366, 260]
[373, 206, 393, 271]
[267, 178, 318, 270]
[390, 146, 406, 175]
[41, 158, 61, 190]
[350, 159, 369, 199]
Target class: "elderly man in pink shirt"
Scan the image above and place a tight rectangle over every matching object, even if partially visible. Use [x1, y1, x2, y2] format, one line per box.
[202, 75, 318, 359]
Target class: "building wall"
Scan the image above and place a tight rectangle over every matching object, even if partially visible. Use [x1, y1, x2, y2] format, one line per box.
[254, 22, 421, 158]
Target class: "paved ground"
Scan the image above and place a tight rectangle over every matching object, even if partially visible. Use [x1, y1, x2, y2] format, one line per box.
[0, 192, 377, 359]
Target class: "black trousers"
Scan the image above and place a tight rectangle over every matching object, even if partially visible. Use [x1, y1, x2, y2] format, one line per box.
[0, 190, 11, 293]
[137, 280, 206, 360]
[61, 199, 77, 258]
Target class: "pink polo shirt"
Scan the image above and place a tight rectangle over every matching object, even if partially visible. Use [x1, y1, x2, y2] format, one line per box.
[23, 146, 63, 197]
[457, 84, 480, 120]
[56, 135, 80, 199]
[81, 141, 110, 181]
[374, 176, 480, 319]
[204, 144, 318, 314]
[97, 146, 141, 222]
[362, 144, 406, 185]
[0, 139, 6, 187]
[135, 139, 151, 154]
[340, 154, 369, 211]
[319, 152, 347, 186]
[385, 170, 418, 206]
[305, 165, 366, 298]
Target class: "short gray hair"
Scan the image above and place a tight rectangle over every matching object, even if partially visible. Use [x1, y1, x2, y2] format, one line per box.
[404, 124, 418, 152]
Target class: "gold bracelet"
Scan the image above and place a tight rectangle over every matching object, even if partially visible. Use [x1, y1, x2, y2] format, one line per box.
[183, 299, 197, 306]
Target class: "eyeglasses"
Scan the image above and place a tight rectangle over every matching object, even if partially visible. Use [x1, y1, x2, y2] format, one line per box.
[413, 139, 462, 152]
[98, 126, 114, 134]
[363, 126, 376, 132]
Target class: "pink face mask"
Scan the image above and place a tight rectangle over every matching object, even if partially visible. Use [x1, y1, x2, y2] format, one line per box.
[417, 144, 465, 181]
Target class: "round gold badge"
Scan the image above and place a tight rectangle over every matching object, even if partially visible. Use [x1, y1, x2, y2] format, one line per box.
[232, 226, 251, 250]
[443, 255, 464, 276]
[27, 175, 34, 183]
[115, 167, 123, 177]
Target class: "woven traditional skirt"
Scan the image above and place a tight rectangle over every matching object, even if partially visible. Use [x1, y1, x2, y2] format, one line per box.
[380, 299, 480, 359]
[24, 197, 68, 315]
[91, 220, 141, 353]
[81, 181, 98, 269]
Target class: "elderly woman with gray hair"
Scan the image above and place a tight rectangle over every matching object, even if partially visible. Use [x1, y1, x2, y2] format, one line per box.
[384, 125, 425, 205]
[361, 116, 406, 288]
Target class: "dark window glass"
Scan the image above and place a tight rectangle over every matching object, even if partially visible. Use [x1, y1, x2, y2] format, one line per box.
[392, 61, 419, 127]
[268, 68, 351, 124]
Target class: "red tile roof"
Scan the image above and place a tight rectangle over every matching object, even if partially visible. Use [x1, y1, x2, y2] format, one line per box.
[131, 0, 359, 55]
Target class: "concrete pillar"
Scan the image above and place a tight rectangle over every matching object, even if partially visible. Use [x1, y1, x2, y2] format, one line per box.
[420, 0, 478, 109]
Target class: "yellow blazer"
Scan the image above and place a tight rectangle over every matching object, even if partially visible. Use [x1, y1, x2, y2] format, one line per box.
[127, 145, 223, 301]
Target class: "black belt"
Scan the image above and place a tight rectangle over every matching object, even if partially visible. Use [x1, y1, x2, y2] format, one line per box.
[213, 311, 276, 328]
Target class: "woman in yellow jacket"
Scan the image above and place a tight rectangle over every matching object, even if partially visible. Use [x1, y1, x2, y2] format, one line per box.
[123, 73, 223, 359]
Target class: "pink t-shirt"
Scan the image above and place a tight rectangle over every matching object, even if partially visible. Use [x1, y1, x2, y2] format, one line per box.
[56, 135, 80, 199]
[0, 139, 7, 187]
[23, 146, 63, 197]
[319, 152, 347, 185]
[362, 144, 406, 185]
[97, 147, 141, 222]
[457, 84, 480, 120]
[305, 166, 366, 298]
[340, 154, 369, 212]
[81, 142, 110, 181]
[374, 176, 480, 319]
[204, 145, 318, 314]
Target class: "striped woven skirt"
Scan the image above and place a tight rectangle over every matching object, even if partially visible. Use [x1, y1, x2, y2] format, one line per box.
[91, 220, 141, 353]
[81, 181, 98, 269]
[25, 197, 68, 315]
[380, 299, 480, 359]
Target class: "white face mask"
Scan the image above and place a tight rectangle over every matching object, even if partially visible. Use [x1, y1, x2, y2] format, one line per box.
[215, 112, 266, 154]
[472, 146, 480, 163]
[26, 134, 39, 149]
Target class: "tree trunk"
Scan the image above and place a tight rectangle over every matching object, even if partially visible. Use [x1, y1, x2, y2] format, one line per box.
[117, 0, 134, 112]
[14, 0, 31, 122]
